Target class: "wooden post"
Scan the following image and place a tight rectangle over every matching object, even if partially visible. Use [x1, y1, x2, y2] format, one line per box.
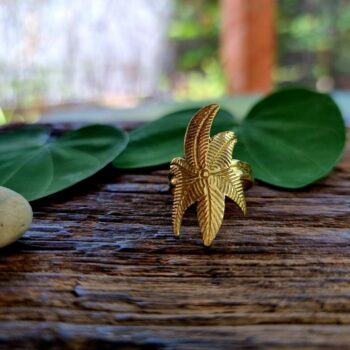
[220, 0, 275, 93]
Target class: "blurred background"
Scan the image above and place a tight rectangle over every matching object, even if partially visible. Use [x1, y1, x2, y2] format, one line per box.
[1, 0, 350, 123]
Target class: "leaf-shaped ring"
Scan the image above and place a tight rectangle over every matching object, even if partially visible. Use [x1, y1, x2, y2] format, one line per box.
[169, 104, 253, 247]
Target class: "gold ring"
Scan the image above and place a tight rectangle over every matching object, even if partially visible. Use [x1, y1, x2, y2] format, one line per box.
[169, 104, 253, 247]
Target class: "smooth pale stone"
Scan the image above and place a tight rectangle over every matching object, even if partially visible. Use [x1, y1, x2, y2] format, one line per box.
[0, 187, 32, 248]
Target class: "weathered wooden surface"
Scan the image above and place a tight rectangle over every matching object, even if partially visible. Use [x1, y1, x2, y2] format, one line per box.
[0, 126, 349, 349]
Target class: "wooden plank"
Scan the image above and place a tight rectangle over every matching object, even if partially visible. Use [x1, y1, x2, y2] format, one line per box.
[220, 0, 276, 93]
[0, 126, 349, 349]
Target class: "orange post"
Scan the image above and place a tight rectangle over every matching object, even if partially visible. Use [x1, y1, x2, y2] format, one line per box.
[220, 0, 275, 93]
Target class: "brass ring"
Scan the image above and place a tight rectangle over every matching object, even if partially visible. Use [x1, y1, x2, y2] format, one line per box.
[169, 104, 254, 246]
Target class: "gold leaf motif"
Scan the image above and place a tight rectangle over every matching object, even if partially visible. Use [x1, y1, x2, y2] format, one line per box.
[170, 158, 200, 236]
[196, 177, 225, 246]
[184, 104, 220, 169]
[170, 104, 252, 246]
[207, 131, 237, 170]
[216, 165, 246, 214]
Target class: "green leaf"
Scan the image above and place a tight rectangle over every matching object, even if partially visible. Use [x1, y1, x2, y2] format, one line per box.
[235, 88, 346, 188]
[114, 108, 237, 168]
[0, 125, 128, 201]
[114, 88, 346, 189]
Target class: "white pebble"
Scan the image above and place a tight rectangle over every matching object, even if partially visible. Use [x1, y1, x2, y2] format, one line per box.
[0, 187, 33, 248]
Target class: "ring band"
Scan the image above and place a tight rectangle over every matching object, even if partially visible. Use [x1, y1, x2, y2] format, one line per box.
[230, 160, 254, 190]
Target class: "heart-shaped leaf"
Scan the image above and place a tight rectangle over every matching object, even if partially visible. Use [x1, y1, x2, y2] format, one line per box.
[114, 88, 346, 188]
[235, 88, 346, 188]
[0, 125, 128, 201]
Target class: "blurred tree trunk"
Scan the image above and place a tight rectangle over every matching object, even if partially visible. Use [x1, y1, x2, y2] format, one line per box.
[220, 0, 275, 93]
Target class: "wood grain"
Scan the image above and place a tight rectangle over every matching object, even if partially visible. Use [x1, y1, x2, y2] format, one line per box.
[0, 126, 349, 349]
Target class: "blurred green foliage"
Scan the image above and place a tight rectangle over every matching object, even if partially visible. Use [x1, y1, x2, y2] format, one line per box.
[168, 0, 225, 100]
[277, 0, 350, 88]
[0, 109, 5, 126]
[170, 0, 350, 97]
[168, 0, 219, 68]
